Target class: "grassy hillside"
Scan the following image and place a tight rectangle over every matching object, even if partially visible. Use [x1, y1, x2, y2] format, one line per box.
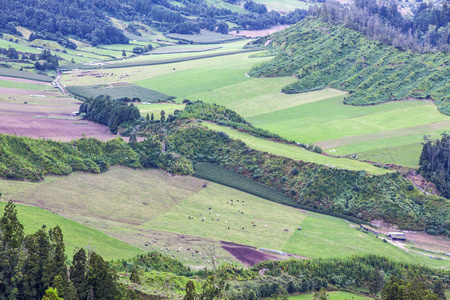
[285, 292, 371, 300]
[249, 18, 450, 115]
[60, 46, 450, 168]
[202, 122, 391, 175]
[2, 167, 448, 269]
[0, 201, 143, 260]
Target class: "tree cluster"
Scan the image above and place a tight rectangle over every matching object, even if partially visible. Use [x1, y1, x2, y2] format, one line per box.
[420, 134, 450, 219]
[0, 0, 129, 47]
[309, 0, 450, 52]
[0, 200, 119, 299]
[79, 95, 141, 134]
[244, 1, 268, 14]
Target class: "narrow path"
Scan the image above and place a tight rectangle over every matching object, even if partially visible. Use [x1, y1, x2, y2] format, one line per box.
[53, 70, 67, 95]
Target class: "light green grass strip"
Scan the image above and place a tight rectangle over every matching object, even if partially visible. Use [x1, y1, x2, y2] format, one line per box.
[0, 201, 144, 260]
[285, 291, 372, 300]
[201, 122, 391, 175]
[0, 80, 49, 90]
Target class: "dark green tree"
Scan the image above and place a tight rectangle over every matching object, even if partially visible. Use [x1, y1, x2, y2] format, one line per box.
[70, 248, 88, 300]
[368, 267, 384, 295]
[129, 266, 141, 284]
[0, 200, 25, 297]
[160, 110, 166, 122]
[146, 113, 150, 122]
[122, 49, 126, 57]
[88, 252, 118, 299]
[151, 112, 154, 121]
[184, 280, 196, 300]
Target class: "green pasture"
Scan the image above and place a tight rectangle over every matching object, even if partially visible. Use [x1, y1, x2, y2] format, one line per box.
[0, 201, 143, 261]
[0, 79, 50, 90]
[204, 0, 247, 13]
[138, 103, 185, 119]
[143, 182, 449, 268]
[1, 167, 447, 268]
[66, 84, 172, 102]
[133, 52, 268, 98]
[285, 291, 372, 300]
[166, 30, 243, 44]
[255, 0, 310, 12]
[201, 122, 391, 175]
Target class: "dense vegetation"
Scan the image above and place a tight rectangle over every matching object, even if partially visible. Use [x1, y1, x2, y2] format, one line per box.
[248, 18, 450, 115]
[79, 95, 141, 133]
[309, 0, 450, 52]
[0, 0, 307, 47]
[420, 133, 450, 199]
[0, 0, 128, 46]
[0, 133, 192, 181]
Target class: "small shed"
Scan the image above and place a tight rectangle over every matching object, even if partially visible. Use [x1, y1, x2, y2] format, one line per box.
[387, 232, 406, 241]
[360, 224, 379, 235]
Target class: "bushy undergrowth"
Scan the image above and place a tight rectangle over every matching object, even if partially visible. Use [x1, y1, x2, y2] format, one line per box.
[248, 18, 450, 115]
[0, 134, 192, 181]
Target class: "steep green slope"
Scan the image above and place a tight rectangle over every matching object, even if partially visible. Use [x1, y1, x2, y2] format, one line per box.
[249, 18, 450, 115]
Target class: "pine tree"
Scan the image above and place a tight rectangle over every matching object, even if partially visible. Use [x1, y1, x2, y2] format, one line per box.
[71, 248, 88, 300]
[0, 200, 25, 297]
[184, 280, 196, 300]
[151, 112, 154, 121]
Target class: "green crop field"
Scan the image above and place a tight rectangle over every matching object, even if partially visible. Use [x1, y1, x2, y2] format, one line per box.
[166, 30, 243, 44]
[201, 122, 391, 175]
[0, 79, 50, 90]
[0, 201, 143, 260]
[67, 84, 172, 102]
[0, 69, 53, 82]
[284, 291, 372, 300]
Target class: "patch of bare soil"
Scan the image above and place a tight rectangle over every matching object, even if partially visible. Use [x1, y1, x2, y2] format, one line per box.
[371, 219, 450, 253]
[0, 92, 122, 141]
[221, 241, 280, 266]
[405, 170, 440, 195]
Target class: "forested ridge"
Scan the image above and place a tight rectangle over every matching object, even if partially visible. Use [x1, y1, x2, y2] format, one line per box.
[248, 18, 450, 115]
[0, 0, 307, 47]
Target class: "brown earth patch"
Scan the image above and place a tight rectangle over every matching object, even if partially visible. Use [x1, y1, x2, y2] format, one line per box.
[221, 241, 279, 266]
[371, 219, 450, 253]
[0, 95, 119, 141]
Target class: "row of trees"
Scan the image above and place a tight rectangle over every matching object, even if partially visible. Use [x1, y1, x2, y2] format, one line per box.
[0, 200, 119, 299]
